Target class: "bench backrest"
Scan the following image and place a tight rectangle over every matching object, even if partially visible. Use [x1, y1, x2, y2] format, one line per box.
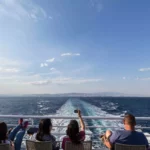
[65, 141, 92, 150]
[26, 140, 52, 150]
[115, 143, 146, 150]
[0, 144, 11, 150]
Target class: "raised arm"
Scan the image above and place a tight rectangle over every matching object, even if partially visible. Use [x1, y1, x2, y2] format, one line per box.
[78, 110, 85, 131]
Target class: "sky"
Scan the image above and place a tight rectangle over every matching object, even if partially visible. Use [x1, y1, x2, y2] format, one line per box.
[0, 0, 150, 96]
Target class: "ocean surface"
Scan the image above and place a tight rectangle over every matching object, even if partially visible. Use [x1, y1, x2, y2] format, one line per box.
[0, 97, 150, 149]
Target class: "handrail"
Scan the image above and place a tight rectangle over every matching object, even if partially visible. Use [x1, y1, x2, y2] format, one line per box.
[6, 124, 150, 129]
[2, 115, 150, 132]
[0, 115, 150, 120]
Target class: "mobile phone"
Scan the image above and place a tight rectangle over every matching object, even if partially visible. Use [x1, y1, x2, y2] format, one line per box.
[74, 110, 78, 113]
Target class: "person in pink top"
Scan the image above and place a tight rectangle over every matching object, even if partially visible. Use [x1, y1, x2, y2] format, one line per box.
[62, 110, 85, 150]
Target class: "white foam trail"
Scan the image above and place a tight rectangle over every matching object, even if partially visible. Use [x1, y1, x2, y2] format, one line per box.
[75, 99, 123, 133]
[49, 98, 121, 130]
[44, 98, 122, 143]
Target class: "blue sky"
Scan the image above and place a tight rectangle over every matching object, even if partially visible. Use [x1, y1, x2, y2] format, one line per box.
[0, 0, 150, 96]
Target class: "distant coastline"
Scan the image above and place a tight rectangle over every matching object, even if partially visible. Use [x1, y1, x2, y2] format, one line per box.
[0, 92, 149, 97]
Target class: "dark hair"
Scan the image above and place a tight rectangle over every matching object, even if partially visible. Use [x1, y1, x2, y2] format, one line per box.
[0, 122, 7, 143]
[66, 120, 80, 144]
[36, 118, 52, 141]
[124, 114, 136, 126]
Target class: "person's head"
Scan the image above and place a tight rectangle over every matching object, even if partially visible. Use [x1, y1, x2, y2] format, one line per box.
[66, 120, 80, 144]
[36, 118, 52, 141]
[123, 114, 136, 130]
[0, 122, 7, 143]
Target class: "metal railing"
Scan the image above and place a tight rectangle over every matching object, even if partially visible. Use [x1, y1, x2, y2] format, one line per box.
[0, 115, 150, 120]
[0, 115, 150, 136]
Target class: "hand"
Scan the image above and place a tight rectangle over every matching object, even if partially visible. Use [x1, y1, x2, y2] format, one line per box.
[100, 134, 104, 139]
[100, 135, 108, 143]
[11, 141, 15, 147]
[78, 110, 81, 118]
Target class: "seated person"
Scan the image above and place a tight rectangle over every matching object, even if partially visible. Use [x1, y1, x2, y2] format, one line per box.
[0, 118, 28, 150]
[31, 118, 59, 150]
[62, 110, 85, 150]
[102, 114, 149, 149]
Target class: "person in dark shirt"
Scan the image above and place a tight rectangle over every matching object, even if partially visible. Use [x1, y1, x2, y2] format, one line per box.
[31, 118, 59, 150]
[102, 114, 149, 149]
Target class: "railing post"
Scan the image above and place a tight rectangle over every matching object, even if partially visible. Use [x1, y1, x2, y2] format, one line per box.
[29, 118, 34, 127]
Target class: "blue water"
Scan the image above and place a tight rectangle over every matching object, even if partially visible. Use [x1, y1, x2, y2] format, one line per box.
[0, 97, 150, 148]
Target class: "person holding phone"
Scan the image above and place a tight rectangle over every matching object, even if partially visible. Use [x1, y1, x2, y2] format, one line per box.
[62, 110, 85, 150]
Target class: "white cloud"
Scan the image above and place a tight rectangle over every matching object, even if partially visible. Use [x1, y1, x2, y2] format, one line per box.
[40, 64, 43, 67]
[30, 80, 51, 85]
[61, 53, 72, 56]
[136, 77, 150, 81]
[0, 57, 20, 67]
[0, 73, 42, 83]
[139, 68, 150, 72]
[50, 67, 56, 71]
[0, 0, 48, 21]
[50, 71, 61, 75]
[44, 63, 48, 67]
[74, 53, 80, 56]
[46, 58, 55, 62]
[0, 76, 17, 80]
[40, 63, 48, 67]
[0, 67, 19, 73]
[38, 68, 61, 75]
[90, 0, 103, 12]
[61, 53, 80, 56]
[49, 68, 61, 74]
[74, 78, 102, 84]
[49, 16, 53, 19]
[29, 77, 102, 86]
[123, 77, 126, 80]
[35, 72, 60, 76]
